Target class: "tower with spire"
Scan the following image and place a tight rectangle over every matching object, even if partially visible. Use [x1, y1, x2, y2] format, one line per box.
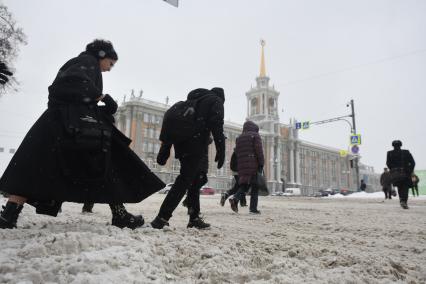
[245, 40, 280, 133]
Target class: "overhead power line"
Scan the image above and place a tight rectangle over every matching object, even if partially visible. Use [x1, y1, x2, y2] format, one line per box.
[283, 48, 426, 86]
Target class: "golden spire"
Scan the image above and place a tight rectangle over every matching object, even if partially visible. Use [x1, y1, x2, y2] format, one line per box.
[259, 39, 266, 77]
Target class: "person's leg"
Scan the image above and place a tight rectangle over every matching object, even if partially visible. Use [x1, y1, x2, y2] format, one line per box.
[0, 195, 27, 229]
[152, 155, 200, 228]
[221, 175, 239, 206]
[397, 183, 409, 209]
[249, 183, 260, 214]
[229, 183, 249, 213]
[411, 187, 415, 197]
[240, 193, 247, 207]
[82, 202, 94, 213]
[415, 185, 419, 196]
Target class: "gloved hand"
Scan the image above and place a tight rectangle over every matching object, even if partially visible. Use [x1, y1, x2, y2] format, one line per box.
[101, 94, 118, 114]
[214, 138, 225, 169]
[0, 62, 13, 85]
[157, 143, 172, 166]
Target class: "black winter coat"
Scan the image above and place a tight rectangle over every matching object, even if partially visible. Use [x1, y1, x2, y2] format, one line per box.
[386, 149, 415, 187]
[235, 121, 264, 184]
[0, 52, 165, 212]
[173, 88, 225, 159]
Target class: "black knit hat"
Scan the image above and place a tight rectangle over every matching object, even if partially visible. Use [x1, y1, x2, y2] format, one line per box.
[392, 140, 402, 147]
[211, 87, 225, 102]
[86, 39, 118, 60]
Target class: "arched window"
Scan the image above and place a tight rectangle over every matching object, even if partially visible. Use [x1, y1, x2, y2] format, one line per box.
[251, 98, 258, 115]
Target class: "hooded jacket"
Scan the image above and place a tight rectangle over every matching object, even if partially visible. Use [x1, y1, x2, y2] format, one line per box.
[235, 121, 264, 184]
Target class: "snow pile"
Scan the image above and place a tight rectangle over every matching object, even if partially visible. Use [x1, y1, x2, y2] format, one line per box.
[1, 194, 426, 283]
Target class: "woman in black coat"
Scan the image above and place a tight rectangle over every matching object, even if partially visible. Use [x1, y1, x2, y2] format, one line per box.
[0, 39, 165, 229]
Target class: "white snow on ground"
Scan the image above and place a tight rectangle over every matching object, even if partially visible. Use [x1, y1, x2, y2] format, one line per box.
[1, 193, 426, 283]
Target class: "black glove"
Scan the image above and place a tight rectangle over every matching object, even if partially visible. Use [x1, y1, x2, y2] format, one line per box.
[157, 143, 172, 166]
[0, 62, 13, 85]
[214, 138, 225, 169]
[101, 94, 118, 114]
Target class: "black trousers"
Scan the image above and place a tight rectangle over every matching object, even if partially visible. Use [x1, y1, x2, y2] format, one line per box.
[158, 155, 202, 220]
[225, 176, 247, 205]
[233, 176, 258, 211]
[411, 185, 419, 196]
[383, 186, 392, 199]
[395, 182, 409, 203]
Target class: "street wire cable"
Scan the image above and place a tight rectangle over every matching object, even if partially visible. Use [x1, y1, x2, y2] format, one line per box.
[282, 48, 426, 86]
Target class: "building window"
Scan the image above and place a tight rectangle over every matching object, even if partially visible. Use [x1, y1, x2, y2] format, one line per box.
[9, 148, 15, 154]
[143, 113, 149, 123]
[0, 147, 3, 153]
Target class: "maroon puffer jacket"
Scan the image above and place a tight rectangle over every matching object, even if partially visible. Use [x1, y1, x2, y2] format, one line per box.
[235, 121, 264, 184]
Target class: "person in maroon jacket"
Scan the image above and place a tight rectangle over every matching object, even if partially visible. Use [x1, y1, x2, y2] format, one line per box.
[229, 120, 264, 214]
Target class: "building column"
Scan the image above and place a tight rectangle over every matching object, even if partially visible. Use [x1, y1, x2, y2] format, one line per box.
[289, 142, 295, 185]
[295, 142, 301, 185]
[276, 141, 281, 182]
[125, 112, 131, 137]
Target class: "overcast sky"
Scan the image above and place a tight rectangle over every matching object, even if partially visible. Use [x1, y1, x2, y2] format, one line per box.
[1, 0, 425, 171]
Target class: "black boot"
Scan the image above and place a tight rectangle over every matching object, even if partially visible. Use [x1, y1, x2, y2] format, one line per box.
[110, 204, 144, 229]
[229, 198, 238, 213]
[187, 217, 210, 229]
[0, 202, 24, 229]
[151, 215, 169, 229]
[220, 192, 229, 206]
[82, 202, 94, 213]
[400, 200, 409, 209]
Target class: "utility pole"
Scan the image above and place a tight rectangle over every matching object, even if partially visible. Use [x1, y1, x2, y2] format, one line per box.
[349, 99, 360, 191]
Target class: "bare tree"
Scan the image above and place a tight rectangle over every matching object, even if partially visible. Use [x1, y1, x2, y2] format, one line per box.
[0, 3, 27, 94]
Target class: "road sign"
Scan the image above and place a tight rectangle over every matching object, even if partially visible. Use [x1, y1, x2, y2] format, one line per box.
[350, 134, 361, 145]
[302, 121, 310, 129]
[351, 145, 359, 154]
[339, 150, 348, 157]
[295, 122, 302, 129]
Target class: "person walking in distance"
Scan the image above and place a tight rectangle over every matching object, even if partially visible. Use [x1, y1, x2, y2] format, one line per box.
[380, 168, 392, 199]
[410, 173, 420, 197]
[229, 120, 264, 214]
[386, 140, 415, 209]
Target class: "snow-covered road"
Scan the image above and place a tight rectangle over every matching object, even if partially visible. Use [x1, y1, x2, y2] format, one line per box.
[1, 193, 425, 283]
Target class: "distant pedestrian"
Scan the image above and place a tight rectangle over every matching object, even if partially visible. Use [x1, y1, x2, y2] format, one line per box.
[411, 173, 420, 197]
[386, 140, 416, 209]
[360, 180, 367, 191]
[220, 148, 247, 207]
[229, 121, 264, 214]
[380, 168, 392, 199]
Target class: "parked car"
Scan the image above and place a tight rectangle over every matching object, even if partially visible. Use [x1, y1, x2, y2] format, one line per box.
[282, 188, 301, 196]
[158, 183, 173, 194]
[200, 186, 215, 195]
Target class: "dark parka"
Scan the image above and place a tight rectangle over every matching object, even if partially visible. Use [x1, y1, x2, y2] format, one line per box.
[0, 52, 165, 213]
[386, 149, 415, 187]
[235, 121, 264, 185]
[173, 88, 225, 159]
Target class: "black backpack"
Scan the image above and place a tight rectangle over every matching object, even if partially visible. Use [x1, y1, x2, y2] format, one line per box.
[159, 95, 211, 144]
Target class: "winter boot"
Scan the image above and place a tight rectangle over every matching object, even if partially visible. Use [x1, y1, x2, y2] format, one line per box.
[82, 202, 94, 213]
[229, 198, 238, 213]
[187, 217, 210, 229]
[220, 192, 229, 206]
[400, 201, 409, 209]
[151, 215, 169, 229]
[110, 204, 144, 229]
[0, 202, 24, 229]
[249, 209, 261, 214]
[240, 199, 247, 207]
